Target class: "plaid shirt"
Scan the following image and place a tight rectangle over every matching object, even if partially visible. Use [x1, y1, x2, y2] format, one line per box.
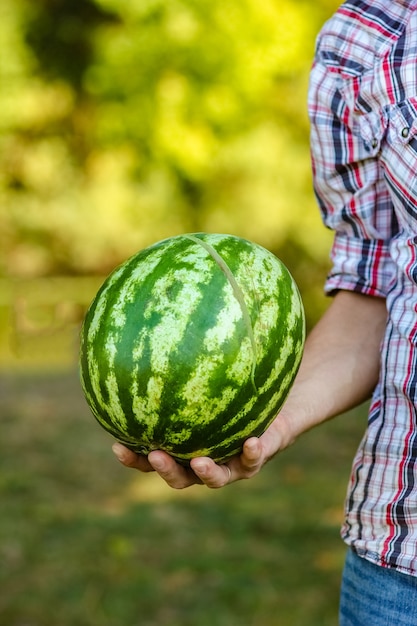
[309, 0, 417, 575]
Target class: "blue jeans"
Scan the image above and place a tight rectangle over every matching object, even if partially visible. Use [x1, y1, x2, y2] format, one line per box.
[340, 549, 417, 625]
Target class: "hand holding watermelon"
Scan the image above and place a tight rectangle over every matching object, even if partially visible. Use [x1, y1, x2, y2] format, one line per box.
[109, 290, 387, 488]
[111, 407, 295, 487]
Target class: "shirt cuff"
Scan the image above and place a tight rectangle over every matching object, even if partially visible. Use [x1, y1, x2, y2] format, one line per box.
[325, 233, 394, 297]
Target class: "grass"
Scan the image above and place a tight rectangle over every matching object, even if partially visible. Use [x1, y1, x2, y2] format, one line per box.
[0, 367, 368, 626]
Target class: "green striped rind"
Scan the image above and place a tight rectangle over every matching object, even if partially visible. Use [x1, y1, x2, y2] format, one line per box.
[79, 233, 305, 464]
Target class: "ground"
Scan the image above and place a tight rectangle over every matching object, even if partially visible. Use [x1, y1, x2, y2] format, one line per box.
[0, 366, 367, 626]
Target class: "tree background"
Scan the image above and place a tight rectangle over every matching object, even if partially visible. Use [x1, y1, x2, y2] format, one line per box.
[1, 0, 340, 327]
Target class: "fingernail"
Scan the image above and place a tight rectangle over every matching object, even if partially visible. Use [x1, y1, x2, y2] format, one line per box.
[112, 442, 126, 461]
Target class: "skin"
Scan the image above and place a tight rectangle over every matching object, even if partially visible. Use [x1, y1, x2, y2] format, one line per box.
[112, 290, 387, 489]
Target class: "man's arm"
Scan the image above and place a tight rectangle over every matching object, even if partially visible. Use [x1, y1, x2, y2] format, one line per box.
[113, 290, 387, 488]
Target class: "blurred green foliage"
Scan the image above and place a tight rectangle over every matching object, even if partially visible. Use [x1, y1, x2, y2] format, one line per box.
[1, 0, 339, 322]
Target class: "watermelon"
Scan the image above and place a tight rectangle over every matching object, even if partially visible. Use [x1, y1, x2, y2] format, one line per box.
[79, 233, 305, 464]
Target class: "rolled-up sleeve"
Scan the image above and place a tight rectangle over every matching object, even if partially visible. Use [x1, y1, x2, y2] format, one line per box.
[308, 38, 397, 297]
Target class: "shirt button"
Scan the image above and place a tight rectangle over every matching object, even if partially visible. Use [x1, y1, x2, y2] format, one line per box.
[371, 138, 378, 148]
[401, 127, 410, 138]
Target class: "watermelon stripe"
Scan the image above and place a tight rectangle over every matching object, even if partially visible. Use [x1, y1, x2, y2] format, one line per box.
[140, 258, 244, 447]
[102, 239, 227, 446]
[185, 234, 258, 391]
[86, 239, 200, 425]
[81, 245, 170, 435]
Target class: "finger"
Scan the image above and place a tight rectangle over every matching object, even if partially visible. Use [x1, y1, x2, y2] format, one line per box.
[240, 437, 264, 472]
[191, 457, 232, 488]
[148, 450, 203, 489]
[112, 442, 154, 472]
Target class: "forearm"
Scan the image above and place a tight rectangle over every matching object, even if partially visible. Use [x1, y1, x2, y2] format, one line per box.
[277, 290, 387, 446]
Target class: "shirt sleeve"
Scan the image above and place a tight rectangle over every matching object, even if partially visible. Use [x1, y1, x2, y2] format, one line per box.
[308, 43, 397, 298]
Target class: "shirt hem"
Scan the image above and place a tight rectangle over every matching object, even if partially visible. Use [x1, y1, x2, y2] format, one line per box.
[343, 542, 417, 578]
